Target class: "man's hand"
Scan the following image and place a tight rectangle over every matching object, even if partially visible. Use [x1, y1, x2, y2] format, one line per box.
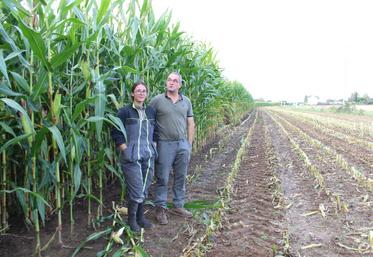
[187, 117, 195, 146]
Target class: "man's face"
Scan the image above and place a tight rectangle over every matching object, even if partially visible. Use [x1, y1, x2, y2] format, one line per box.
[166, 74, 181, 93]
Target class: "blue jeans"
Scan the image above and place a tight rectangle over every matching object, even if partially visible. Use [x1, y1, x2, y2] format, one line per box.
[154, 139, 191, 208]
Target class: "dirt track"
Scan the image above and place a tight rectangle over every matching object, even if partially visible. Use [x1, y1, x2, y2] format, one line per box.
[207, 110, 285, 257]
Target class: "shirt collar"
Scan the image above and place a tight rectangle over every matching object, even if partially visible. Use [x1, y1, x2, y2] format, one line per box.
[132, 102, 145, 110]
[164, 92, 183, 101]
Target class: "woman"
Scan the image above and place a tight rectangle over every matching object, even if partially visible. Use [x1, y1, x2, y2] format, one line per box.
[112, 81, 157, 232]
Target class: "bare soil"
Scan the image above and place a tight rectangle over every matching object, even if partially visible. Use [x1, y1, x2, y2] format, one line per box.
[206, 111, 286, 257]
[1, 108, 372, 257]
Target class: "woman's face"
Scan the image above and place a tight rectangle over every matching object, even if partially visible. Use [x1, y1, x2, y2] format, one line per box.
[131, 84, 148, 104]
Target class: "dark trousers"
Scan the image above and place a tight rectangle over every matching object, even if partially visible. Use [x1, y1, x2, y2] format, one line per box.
[121, 155, 155, 203]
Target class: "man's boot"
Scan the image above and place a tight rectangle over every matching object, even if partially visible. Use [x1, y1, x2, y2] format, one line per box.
[137, 202, 154, 229]
[155, 206, 168, 225]
[128, 201, 140, 232]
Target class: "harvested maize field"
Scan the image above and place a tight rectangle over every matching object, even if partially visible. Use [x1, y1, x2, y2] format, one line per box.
[1, 107, 373, 256]
[205, 108, 373, 257]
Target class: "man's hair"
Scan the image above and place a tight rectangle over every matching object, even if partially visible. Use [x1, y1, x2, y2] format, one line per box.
[169, 71, 182, 84]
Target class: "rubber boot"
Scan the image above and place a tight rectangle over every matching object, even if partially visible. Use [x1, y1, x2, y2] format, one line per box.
[137, 202, 154, 229]
[128, 201, 140, 232]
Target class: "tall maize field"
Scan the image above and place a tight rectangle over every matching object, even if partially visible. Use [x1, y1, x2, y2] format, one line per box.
[0, 0, 254, 255]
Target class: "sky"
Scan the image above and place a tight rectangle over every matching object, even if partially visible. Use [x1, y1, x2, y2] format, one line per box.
[151, 0, 373, 102]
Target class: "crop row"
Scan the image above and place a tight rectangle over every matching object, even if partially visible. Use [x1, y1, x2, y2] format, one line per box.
[263, 109, 373, 254]
[268, 110, 373, 192]
[266, 110, 350, 214]
[183, 111, 258, 257]
[270, 107, 373, 140]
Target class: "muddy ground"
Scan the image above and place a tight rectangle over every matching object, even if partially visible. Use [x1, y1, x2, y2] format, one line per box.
[1, 108, 372, 257]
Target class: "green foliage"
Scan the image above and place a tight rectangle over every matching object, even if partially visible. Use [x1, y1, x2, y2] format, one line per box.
[255, 101, 281, 107]
[0, 0, 254, 254]
[348, 92, 373, 104]
[334, 102, 356, 113]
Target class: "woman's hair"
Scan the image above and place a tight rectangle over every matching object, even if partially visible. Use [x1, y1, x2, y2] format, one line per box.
[131, 81, 148, 100]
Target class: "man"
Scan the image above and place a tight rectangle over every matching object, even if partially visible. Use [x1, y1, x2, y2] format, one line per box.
[150, 72, 195, 225]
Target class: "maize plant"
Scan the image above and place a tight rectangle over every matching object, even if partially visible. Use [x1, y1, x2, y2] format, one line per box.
[0, 0, 254, 254]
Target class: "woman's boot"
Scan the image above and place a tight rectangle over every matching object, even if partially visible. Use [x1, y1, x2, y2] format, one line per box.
[137, 202, 154, 229]
[128, 201, 140, 232]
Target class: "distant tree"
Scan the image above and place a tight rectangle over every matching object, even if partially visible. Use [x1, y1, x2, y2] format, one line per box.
[304, 95, 309, 103]
[348, 92, 359, 103]
[362, 94, 370, 104]
[348, 92, 372, 104]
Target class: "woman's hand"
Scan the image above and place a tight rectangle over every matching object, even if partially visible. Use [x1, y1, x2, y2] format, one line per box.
[119, 143, 127, 151]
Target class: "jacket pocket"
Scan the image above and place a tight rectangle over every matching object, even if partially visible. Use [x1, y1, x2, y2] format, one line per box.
[121, 144, 135, 162]
[151, 142, 158, 159]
